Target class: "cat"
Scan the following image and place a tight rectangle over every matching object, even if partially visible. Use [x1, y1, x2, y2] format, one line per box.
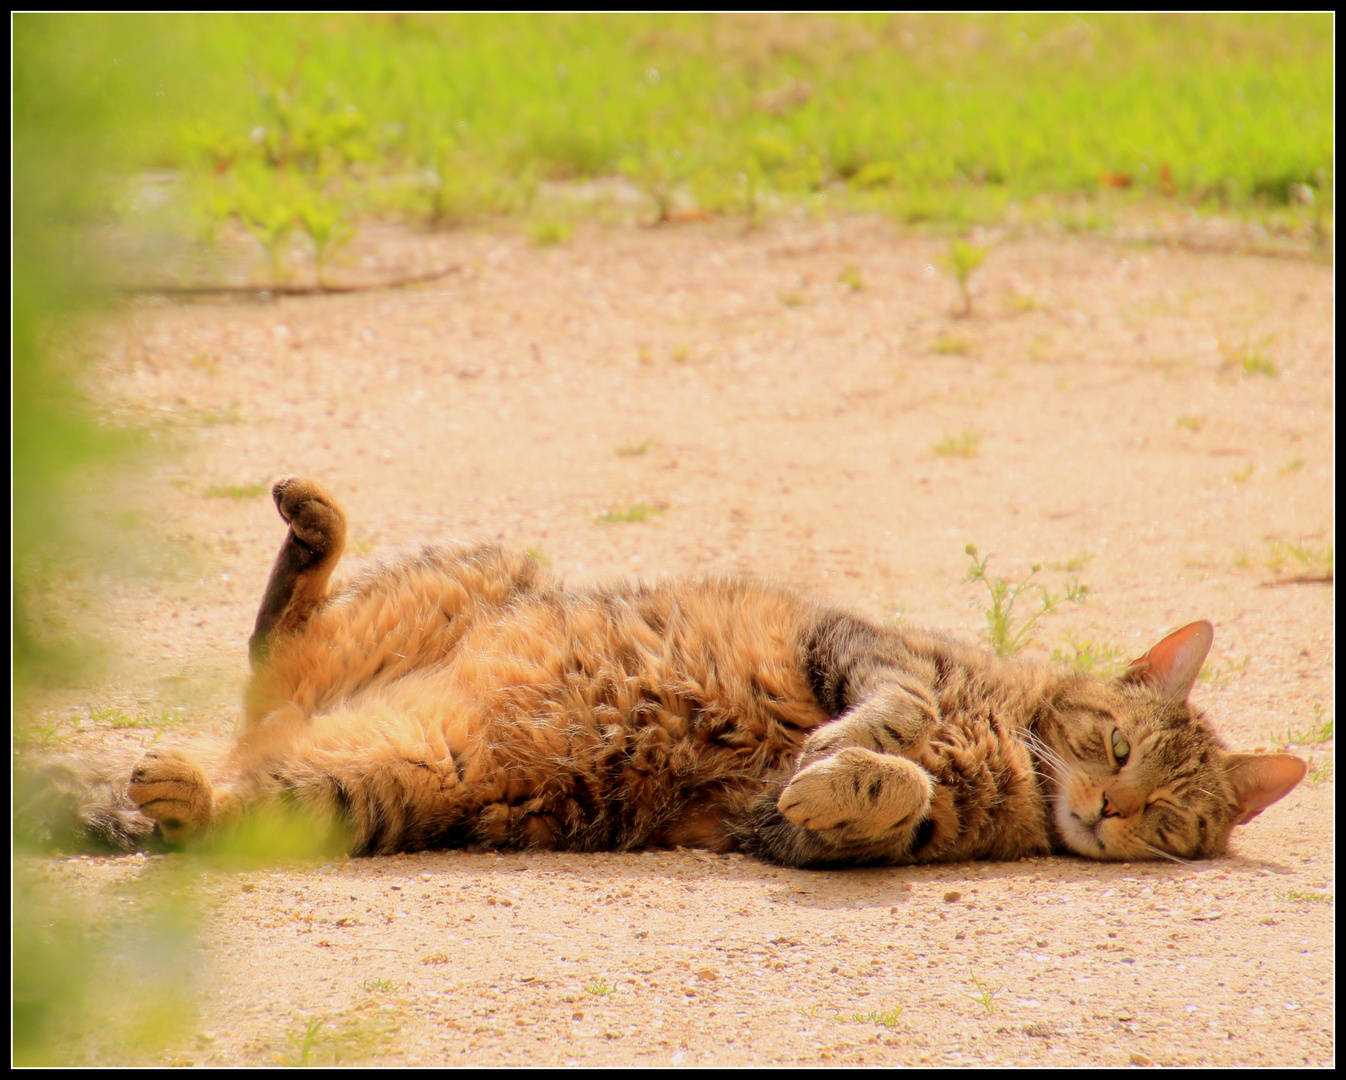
[53, 476, 1309, 868]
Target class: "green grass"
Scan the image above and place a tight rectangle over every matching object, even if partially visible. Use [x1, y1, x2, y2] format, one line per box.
[933, 430, 982, 457]
[1278, 889, 1334, 906]
[964, 543, 1089, 657]
[1274, 712, 1334, 750]
[22, 14, 1334, 272]
[615, 439, 656, 457]
[932, 333, 976, 356]
[1262, 536, 1333, 579]
[204, 481, 269, 500]
[1219, 334, 1280, 378]
[965, 971, 1002, 1016]
[1175, 414, 1206, 432]
[940, 238, 989, 316]
[1050, 636, 1125, 677]
[584, 978, 616, 996]
[1197, 653, 1250, 688]
[596, 502, 666, 524]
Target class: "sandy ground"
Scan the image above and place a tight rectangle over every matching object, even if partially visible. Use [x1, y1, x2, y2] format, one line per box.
[20, 215, 1334, 1066]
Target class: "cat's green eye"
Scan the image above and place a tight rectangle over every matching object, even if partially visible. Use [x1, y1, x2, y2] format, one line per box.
[1111, 729, 1131, 765]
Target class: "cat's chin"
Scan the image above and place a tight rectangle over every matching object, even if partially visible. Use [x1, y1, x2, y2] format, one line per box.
[1054, 800, 1109, 859]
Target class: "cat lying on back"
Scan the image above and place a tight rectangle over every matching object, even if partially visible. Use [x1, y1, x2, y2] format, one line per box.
[88, 478, 1306, 867]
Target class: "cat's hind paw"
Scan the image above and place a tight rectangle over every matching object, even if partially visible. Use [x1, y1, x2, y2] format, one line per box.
[271, 476, 347, 556]
[128, 750, 215, 846]
[778, 747, 933, 839]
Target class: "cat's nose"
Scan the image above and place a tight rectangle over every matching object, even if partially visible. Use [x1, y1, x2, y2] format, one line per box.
[1101, 793, 1122, 818]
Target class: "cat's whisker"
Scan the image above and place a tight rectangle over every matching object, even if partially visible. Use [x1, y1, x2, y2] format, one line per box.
[1142, 841, 1191, 865]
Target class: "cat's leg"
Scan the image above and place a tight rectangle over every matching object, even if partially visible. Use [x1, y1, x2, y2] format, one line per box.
[735, 613, 945, 866]
[248, 476, 347, 667]
[127, 749, 239, 846]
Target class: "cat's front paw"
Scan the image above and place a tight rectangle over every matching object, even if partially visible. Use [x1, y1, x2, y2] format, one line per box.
[778, 747, 933, 838]
[128, 750, 215, 846]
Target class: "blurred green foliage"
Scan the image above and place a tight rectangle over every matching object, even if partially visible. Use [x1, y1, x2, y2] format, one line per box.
[161, 13, 1332, 233]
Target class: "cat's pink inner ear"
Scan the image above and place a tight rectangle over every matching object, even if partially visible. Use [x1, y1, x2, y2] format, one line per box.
[1127, 620, 1214, 699]
[1227, 754, 1309, 825]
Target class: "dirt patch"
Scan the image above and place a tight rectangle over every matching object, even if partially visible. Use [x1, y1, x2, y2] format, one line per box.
[24, 216, 1333, 1065]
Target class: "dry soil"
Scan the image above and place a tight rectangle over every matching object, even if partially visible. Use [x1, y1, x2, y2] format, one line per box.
[22, 215, 1334, 1066]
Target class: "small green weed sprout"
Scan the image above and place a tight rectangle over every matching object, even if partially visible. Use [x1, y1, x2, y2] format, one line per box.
[1175, 414, 1206, 432]
[361, 979, 397, 993]
[596, 503, 666, 524]
[1279, 458, 1306, 475]
[1230, 463, 1255, 484]
[1197, 654, 1250, 688]
[205, 481, 269, 500]
[933, 430, 982, 457]
[1046, 552, 1093, 573]
[528, 218, 574, 247]
[584, 979, 615, 996]
[615, 439, 655, 457]
[296, 196, 356, 289]
[964, 544, 1088, 657]
[524, 546, 553, 567]
[12, 713, 78, 750]
[275, 1016, 326, 1068]
[1263, 536, 1334, 580]
[1050, 636, 1125, 677]
[1277, 889, 1334, 906]
[1219, 334, 1279, 378]
[940, 238, 990, 317]
[1307, 759, 1333, 785]
[839, 265, 866, 292]
[965, 971, 1001, 1015]
[933, 333, 975, 355]
[778, 290, 806, 308]
[851, 1006, 903, 1027]
[1274, 712, 1333, 750]
[87, 704, 178, 730]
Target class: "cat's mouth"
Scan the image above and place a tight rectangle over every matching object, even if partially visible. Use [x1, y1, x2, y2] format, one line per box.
[1057, 801, 1108, 858]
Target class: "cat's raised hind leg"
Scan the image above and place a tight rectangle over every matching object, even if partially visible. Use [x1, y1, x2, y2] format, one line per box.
[249, 476, 347, 667]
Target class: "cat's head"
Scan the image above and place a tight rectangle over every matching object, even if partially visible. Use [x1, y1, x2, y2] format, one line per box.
[1033, 621, 1307, 862]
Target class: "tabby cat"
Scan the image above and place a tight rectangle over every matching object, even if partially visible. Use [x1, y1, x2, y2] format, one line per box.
[86, 478, 1309, 867]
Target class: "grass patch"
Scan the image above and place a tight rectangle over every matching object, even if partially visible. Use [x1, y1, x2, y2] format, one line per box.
[1230, 463, 1255, 484]
[615, 439, 656, 456]
[932, 333, 976, 356]
[1278, 889, 1334, 906]
[964, 543, 1088, 657]
[1175, 414, 1206, 432]
[204, 481, 269, 500]
[527, 218, 574, 246]
[1262, 536, 1333, 579]
[838, 264, 865, 292]
[584, 978, 616, 996]
[1278, 458, 1306, 475]
[1050, 636, 1125, 677]
[933, 430, 982, 457]
[1219, 334, 1279, 378]
[849, 1006, 903, 1028]
[13, 713, 79, 750]
[596, 502, 666, 524]
[29, 14, 1331, 264]
[1197, 654, 1250, 688]
[524, 545, 553, 566]
[1274, 711, 1333, 750]
[87, 704, 181, 731]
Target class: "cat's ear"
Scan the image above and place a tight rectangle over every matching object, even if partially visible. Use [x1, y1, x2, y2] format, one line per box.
[1224, 753, 1308, 825]
[1123, 620, 1214, 700]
